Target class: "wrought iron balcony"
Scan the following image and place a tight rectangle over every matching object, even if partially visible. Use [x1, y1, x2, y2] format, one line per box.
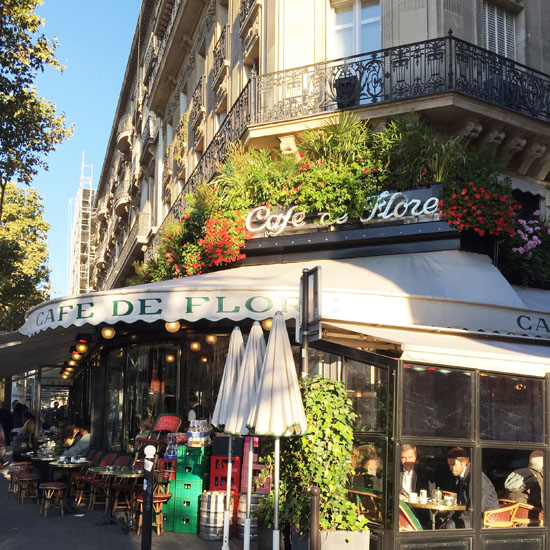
[191, 76, 206, 130]
[256, 33, 550, 124]
[239, 0, 258, 33]
[145, 34, 550, 262]
[213, 25, 229, 90]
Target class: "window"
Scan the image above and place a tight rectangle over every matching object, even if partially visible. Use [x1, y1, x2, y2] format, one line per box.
[484, 1, 516, 60]
[329, 0, 381, 59]
[480, 373, 544, 443]
[402, 365, 473, 439]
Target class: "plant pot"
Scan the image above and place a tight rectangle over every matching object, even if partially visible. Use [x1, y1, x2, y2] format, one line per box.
[291, 526, 370, 549]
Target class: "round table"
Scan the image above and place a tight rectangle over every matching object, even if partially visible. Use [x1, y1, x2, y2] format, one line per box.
[89, 468, 144, 530]
[49, 461, 91, 512]
[404, 498, 466, 530]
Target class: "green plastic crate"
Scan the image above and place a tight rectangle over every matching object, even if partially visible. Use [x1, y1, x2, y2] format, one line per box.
[176, 462, 208, 479]
[171, 512, 199, 534]
[173, 494, 200, 514]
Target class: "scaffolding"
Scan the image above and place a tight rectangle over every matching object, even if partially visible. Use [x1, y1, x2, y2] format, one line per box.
[68, 156, 95, 295]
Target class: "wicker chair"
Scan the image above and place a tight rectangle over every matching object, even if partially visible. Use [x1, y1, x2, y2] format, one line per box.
[399, 500, 423, 531]
[89, 453, 132, 511]
[483, 503, 518, 528]
[511, 502, 543, 527]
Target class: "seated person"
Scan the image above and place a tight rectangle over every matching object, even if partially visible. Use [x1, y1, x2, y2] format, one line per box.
[504, 450, 544, 509]
[443, 447, 499, 529]
[12, 412, 36, 461]
[355, 455, 382, 493]
[61, 425, 90, 458]
[400, 444, 434, 529]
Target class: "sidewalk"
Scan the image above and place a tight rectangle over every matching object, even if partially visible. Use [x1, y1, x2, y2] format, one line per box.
[0, 452, 256, 550]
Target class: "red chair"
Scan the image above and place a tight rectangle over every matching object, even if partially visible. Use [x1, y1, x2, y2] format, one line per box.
[73, 450, 105, 506]
[7, 462, 33, 498]
[89, 453, 132, 511]
[483, 503, 518, 528]
[135, 414, 182, 452]
[511, 502, 543, 527]
[75, 451, 117, 509]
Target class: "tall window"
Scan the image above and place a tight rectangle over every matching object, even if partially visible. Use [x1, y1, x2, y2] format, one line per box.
[329, 0, 381, 59]
[483, 0, 516, 59]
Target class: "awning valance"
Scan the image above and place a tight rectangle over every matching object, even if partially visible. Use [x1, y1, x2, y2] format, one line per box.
[323, 322, 550, 377]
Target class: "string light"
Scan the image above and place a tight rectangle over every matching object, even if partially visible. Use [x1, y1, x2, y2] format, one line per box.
[165, 321, 181, 333]
[101, 327, 116, 339]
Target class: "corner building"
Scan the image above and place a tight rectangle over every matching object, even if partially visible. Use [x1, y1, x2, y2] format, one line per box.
[2, 1, 550, 549]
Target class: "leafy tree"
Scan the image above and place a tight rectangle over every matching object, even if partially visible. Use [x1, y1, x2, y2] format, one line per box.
[0, 0, 73, 221]
[0, 182, 50, 330]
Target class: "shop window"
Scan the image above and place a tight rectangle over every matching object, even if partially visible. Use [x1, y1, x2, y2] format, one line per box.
[329, 0, 381, 59]
[482, 448, 544, 528]
[344, 358, 388, 433]
[480, 373, 543, 443]
[105, 348, 125, 451]
[398, 445, 478, 530]
[402, 365, 473, 439]
[483, 0, 516, 60]
[350, 438, 386, 523]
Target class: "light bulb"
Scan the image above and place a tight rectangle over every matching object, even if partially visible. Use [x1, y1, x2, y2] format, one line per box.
[190, 341, 201, 352]
[101, 327, 116, 339]
[75, 342, 88, 353]
[261, 318, 273, 331]
[205, 334, 218, 345]
[165, 321, 181, 333]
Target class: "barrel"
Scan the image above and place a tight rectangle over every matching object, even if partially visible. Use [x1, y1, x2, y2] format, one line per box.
[237, 493, 265, 539]
[199, 491, 233, 541]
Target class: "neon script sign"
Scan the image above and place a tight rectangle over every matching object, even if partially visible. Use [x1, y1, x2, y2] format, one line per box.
[246, 190, 440, 236]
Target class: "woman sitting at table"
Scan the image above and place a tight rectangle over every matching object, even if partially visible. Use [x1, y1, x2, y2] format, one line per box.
[12, 412, 36, 461]
[61, 425, 90, 458]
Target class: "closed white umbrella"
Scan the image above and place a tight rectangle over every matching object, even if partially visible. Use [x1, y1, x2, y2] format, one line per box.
[211, 326, 244, 550]
[247, 311, 307, 550]
[224, 321, 266, 550]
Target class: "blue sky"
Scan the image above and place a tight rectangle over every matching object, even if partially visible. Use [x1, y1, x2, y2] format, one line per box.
[33, 0, 141, 298]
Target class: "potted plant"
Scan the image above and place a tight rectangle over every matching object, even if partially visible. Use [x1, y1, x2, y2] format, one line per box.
[256, 375, 369, 549]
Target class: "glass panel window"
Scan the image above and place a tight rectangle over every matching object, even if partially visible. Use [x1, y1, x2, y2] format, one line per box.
[482, 448, 544, 528]
[344, 359, 388, 432]
[402, 365, 473, 439]
[350, 438, 386, 523]
[480, 373, 543, 442]
[399, 445, 479, 530]
[105, 348, 125, 451]
[308, 348, 341, 380]
[329, 0, 381, 58]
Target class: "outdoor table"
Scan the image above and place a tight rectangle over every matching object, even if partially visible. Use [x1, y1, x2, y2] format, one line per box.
[404, 498, 467, 530]
[89, 467, 144, 531]
[31, 455, 60, 482]
[49, 460, 91, 512]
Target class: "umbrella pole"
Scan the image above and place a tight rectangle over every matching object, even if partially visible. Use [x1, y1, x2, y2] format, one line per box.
[222, 434, 233, 550]
[273, 437, 280, 550]
[244, 437, 254, 550]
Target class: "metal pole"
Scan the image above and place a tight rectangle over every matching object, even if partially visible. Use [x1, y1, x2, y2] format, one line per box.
[244, 436, 254, 550]
[141, 445, 156, 550]
[273, 437, 280, 550]
[310, 485, 320, 550]
[222, 435, 233, 550]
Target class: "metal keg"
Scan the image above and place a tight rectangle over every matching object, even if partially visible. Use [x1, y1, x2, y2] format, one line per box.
[199, 491, 233, 541]
[237, 493, 265, 539]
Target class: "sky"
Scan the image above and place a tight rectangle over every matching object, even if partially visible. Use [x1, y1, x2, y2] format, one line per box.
[32, 0, 142, 298]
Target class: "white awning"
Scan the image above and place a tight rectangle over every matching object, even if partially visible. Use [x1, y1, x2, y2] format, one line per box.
[19, 250, 549, 339]
[323, 322, 550, 377]
[3, 250, 550, 376]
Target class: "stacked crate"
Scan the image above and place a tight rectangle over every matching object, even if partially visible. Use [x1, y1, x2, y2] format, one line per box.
[240, 436, 270, 494]
[164, 445, 211, 533]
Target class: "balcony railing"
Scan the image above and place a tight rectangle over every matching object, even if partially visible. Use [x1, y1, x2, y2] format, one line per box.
[239, 0, 257, 31]
[191, 76, 206, 130]
[104, 212, 151, 289]
[213, 25, 229, 88]
[256, 33, 550, 124]
[145, 34, 550, 261]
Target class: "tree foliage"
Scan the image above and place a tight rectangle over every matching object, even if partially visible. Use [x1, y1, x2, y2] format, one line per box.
[0, 182, 50, 330]
[0, 0, 73, 221]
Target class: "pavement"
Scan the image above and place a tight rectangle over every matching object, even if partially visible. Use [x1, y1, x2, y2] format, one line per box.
[0, 449, 258, 550]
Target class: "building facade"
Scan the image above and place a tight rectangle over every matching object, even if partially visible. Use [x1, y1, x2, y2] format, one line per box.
[90, 0, 550, 291]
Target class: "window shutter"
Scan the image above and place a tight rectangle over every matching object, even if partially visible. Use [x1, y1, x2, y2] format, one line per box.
[483, 1, 516, 60]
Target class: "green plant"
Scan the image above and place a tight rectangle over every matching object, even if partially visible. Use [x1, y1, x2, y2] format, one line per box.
[256, 376, 368, 534]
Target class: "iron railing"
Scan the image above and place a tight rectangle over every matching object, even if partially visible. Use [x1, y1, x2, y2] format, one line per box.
[142, 34, 550, 262]
[256, 33, 550, 124]
[239, 0, 257, 29]
[191, 76, 206, 129]
[104, 212, 151, 289]
[213, 25, 229, 86]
